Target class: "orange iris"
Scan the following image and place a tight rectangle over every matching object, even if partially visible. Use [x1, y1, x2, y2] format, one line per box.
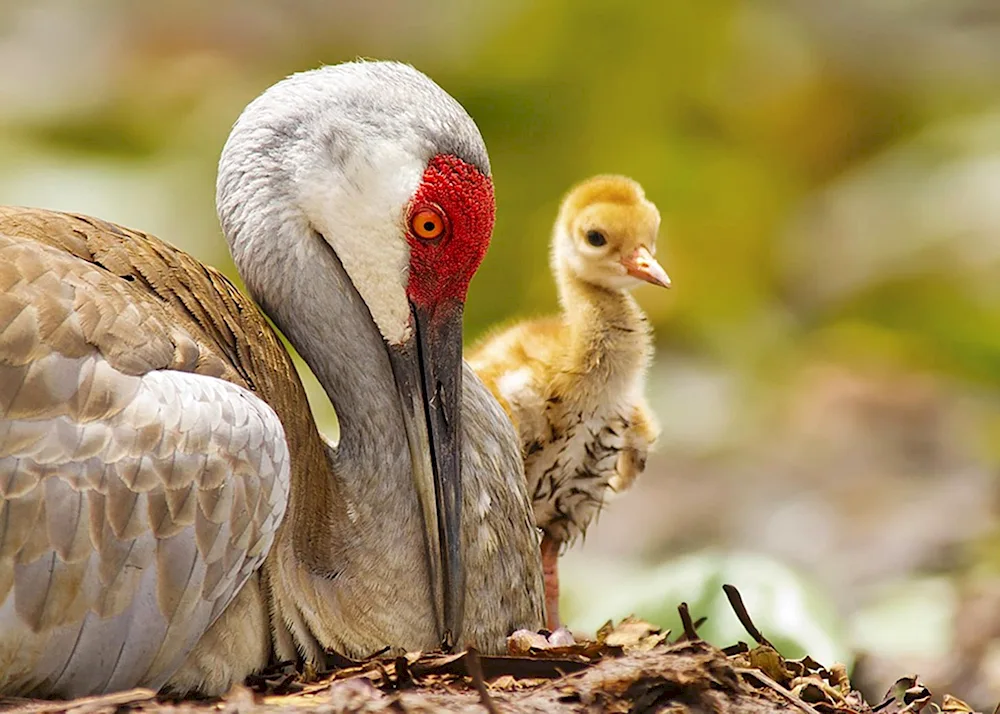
[411, 207, 446, 240]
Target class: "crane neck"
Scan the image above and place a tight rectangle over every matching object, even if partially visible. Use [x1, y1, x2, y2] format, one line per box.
[252, 222, 415, 544]
[235, 213, 443, 643]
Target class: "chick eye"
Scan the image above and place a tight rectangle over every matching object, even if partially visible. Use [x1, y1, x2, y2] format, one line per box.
[411, 206, 446, 240]
[586, 229, 607, 247]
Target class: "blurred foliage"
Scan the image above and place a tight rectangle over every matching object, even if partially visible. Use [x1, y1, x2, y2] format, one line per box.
[2, 0, 1000, 705]
[562, 550, 849, 667]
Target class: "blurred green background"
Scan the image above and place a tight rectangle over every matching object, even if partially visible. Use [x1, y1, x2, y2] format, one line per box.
[2, 0, 1000, 706]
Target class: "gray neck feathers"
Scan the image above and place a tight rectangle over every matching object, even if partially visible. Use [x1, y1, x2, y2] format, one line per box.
[217, 161, 411, 494]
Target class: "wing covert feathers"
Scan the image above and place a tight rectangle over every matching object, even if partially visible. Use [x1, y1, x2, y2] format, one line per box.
[0, 207, 296, 697]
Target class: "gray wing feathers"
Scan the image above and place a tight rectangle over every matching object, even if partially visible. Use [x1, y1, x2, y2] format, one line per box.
[0, 359, 290, 697]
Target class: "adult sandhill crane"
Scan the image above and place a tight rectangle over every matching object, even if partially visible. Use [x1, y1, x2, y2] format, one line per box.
[0, 60, 544, 699]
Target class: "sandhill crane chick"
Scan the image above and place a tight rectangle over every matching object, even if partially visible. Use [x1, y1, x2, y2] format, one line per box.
[468, 175, 670, 631]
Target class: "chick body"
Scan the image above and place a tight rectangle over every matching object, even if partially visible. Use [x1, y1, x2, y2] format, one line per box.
[468, 175, 669, 630]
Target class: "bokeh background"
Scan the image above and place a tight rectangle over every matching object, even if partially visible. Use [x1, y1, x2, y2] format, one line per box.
[2, 0, 1000, 707]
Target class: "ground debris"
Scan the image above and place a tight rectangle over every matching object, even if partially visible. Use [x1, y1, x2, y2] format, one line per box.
[0, 585, 986, 714]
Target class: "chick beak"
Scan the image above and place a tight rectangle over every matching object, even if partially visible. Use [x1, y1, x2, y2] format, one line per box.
[621, 245, 671, 288]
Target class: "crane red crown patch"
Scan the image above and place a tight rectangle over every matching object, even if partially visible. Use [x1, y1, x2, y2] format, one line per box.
[405, 154, 495, 310]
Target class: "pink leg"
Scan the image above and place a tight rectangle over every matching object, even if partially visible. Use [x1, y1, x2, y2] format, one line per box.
[540, 533, 561, 632]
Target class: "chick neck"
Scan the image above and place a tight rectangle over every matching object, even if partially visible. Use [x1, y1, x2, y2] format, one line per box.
[551, 235, 652, 386]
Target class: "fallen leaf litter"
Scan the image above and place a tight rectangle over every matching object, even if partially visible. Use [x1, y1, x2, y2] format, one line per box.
[0, 585, 989, 714]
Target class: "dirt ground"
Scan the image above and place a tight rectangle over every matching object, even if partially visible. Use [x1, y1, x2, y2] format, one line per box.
[0, 591, 982, 714]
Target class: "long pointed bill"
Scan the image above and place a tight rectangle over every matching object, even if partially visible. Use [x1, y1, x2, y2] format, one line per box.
[387, 301, 465, 650]
[622, 245, 671, 288]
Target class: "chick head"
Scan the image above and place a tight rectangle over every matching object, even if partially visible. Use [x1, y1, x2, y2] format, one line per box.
[553, 175, 670, 291]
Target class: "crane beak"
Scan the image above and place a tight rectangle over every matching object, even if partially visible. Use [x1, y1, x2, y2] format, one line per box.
[387, 300, 465, 650]
[622, 246, 671, 288]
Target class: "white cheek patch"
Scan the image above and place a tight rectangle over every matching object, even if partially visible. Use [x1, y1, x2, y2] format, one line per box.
[299, 141, 425, 346]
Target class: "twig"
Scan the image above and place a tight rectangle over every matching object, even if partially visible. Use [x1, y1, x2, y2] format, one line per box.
[393, 655, 412, 688]
[677, 602, 700, 641]
[736, 668, 822, 714]
[1, 688, 156, 714]
[372, 659, 393, 689]
[272, 671, 300, 695]
[465, 647, 500, 714]
[723, 584, 775, 649]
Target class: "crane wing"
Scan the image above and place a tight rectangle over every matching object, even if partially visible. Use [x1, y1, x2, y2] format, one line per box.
[0, 222, 290, 698]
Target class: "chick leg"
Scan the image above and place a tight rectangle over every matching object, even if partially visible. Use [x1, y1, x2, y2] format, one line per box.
[540, 533, 562, 631]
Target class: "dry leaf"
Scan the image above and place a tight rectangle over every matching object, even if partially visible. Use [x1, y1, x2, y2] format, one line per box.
[507, 629, 551, 654]
[547, 628, 576, 647]
[941, 694, 978, 713]
[748, 645, 791, 685]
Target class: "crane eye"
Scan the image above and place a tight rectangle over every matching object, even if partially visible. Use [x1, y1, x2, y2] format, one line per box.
[586, 229, 607, 247]
[411, 206, 446, 240]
